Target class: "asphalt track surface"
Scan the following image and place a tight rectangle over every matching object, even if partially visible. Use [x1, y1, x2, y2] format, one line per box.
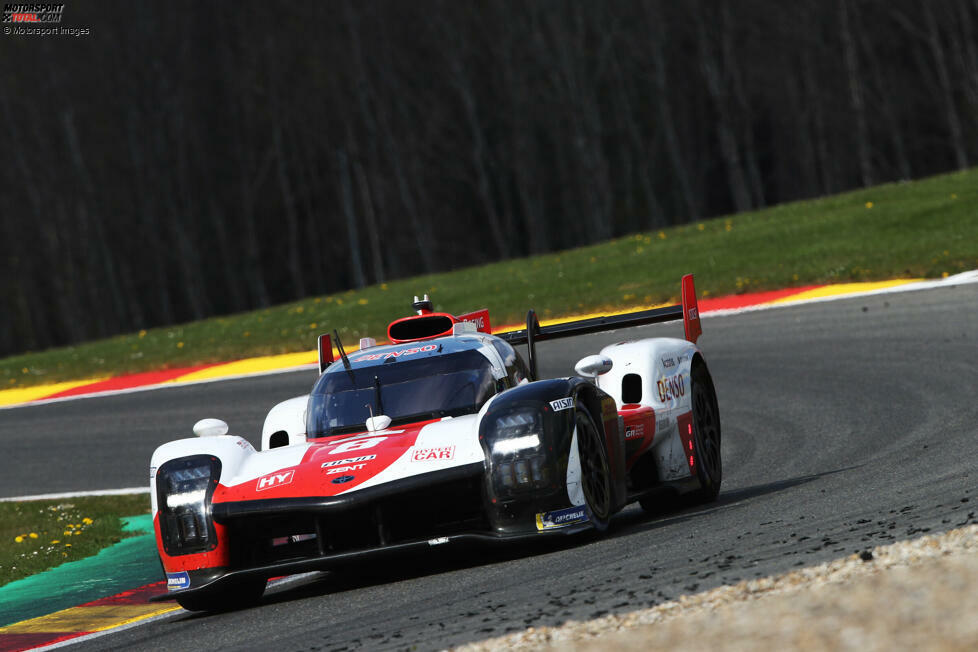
[3, 284, 977, 650]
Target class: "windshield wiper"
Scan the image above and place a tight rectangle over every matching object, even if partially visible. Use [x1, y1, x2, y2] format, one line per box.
[333, 329, 355, 385]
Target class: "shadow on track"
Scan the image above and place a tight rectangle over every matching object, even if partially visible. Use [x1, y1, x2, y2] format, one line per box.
[175, 466, 859, 619]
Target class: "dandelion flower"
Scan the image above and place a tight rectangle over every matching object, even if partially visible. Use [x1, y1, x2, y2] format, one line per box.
[29, 533, 38, 539]
[14, 536, 24, 543]
[138, 329, 147, 338]
[658, 231, 667, 240]
[176, 342, 184, 349]
[82, 518, 93, 525]
[358, 298, 369, 305]
[865, 201, 874, 209]
[51, 540, 60, 544]
[697, 224, 705, 231]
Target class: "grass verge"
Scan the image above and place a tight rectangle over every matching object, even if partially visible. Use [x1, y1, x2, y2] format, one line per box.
[3, 168, 976, 389]
[0, 494, 151, 587]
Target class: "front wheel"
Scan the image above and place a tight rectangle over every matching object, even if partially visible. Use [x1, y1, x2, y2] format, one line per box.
[175, 576, 266, 612]
[575, 407, 612, 531]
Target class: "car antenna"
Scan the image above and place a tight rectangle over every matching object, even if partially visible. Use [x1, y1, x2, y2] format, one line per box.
[333, 329, 355, 383]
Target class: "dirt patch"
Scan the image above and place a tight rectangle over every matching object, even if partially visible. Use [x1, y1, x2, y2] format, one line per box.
[457, 524, 978, 650]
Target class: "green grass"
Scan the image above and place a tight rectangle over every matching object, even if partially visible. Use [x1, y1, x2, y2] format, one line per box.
[3, 168, 976, 389]
[0, 494, 151, 586]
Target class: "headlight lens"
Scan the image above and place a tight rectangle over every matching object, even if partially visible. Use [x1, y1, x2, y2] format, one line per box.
[157, 455, 221, 555]
[489, 409, 550, 495]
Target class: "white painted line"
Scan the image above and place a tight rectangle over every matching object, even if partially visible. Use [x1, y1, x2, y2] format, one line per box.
[0, 487, 150, 502]
[0, 362, 319, 412]
[701, 270, 978, 319]
[30, 607, 183, 651]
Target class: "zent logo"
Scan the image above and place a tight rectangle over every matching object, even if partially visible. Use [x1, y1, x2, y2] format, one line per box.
[549, 397, 574, 411]
[256, 470, 294, 491]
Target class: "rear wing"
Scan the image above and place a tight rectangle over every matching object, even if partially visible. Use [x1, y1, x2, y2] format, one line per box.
[500, 274, 702, 380]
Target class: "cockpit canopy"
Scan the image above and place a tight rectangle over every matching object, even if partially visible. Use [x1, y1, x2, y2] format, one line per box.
[305, 348, 499, 437]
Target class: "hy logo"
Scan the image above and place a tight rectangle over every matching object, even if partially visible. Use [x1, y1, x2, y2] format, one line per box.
[256, 470, 294, 491]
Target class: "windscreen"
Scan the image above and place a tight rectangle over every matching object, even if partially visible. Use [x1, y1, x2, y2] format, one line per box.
[306, 349, 497, 437]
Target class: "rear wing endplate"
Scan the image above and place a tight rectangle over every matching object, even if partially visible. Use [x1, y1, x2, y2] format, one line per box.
[500, 274, 701, 380]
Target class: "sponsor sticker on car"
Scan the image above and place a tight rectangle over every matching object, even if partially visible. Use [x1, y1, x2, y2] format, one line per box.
[625, 423, 645, 440]
[411, 446, 455, 461]
[535, 505, 589, 531]
[549, 397, 574, 412]
[167, 571, 190, 591]
[322, 455, 376, 468]
[256, 470, 294, 491]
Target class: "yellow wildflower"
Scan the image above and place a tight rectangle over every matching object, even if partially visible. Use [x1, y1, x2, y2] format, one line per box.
[14, 535, 24, 543]
[29, 533, 38, 539]
[865, 201, 874, 209]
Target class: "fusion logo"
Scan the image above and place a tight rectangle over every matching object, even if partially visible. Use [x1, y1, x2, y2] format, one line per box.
[256, 470, 294, 491]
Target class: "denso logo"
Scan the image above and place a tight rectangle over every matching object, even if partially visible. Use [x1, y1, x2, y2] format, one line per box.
[657, 376, 686, 402]
[411, 446, 455, 462]
[256, 470, 294, 491]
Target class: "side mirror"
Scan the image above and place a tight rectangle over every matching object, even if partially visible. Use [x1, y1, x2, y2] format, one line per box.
[574, 355, 613, 379]
[365, 415, 392, 432]
[193, 418, 229, 437]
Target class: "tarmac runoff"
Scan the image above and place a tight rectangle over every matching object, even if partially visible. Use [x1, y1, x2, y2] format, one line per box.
[3, 272, 977, 411]
[1, 271, 977, 649]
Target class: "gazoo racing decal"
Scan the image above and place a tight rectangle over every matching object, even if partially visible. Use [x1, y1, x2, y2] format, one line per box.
[549, 397, 574, 412]
[354, 344, 437, 362]
[657, 375, 686, 402]
[536, 505, 589, 531]
[411, 446, 455, 462]
[166, 571, 190, 591]
[256, 469, 295, 491]
[625, 423, 645, 440]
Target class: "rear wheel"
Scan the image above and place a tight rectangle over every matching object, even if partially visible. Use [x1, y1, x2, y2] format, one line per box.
[689, 363, 722, 502]
[575, 408, 612, 531]
[175, 576, 266, 612]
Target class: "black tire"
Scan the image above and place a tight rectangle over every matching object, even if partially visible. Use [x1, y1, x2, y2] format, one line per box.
[175, 576, 266, 612]
[689, 362, 722, 502]
[575, 407, 612, 531]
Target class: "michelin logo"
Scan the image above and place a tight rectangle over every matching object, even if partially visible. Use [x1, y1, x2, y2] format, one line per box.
[166, 571, 190, 591]
[549, 397, 574, 412]
[536, 505, 589, 531]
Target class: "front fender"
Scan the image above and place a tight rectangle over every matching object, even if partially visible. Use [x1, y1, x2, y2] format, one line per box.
[479, 378, 625, 533]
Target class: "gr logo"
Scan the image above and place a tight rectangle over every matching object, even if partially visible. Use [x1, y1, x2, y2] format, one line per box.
[256, 470, 294, 491]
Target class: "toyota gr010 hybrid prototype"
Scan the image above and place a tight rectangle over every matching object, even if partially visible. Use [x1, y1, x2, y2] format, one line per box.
[150, 275, 721, 611]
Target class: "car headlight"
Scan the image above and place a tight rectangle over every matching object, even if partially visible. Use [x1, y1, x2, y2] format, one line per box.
[488, 410, 550, 495]
[157, 455, 221, 555]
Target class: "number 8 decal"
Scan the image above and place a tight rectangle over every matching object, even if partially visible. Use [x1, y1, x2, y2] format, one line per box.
[330, 437, 386, 455]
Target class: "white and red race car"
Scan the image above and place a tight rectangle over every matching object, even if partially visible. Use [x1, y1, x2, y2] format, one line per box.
[150, 275, 721, 611]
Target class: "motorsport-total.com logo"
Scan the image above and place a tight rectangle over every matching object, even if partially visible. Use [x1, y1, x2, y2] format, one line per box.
[2, 3, 64, 23]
